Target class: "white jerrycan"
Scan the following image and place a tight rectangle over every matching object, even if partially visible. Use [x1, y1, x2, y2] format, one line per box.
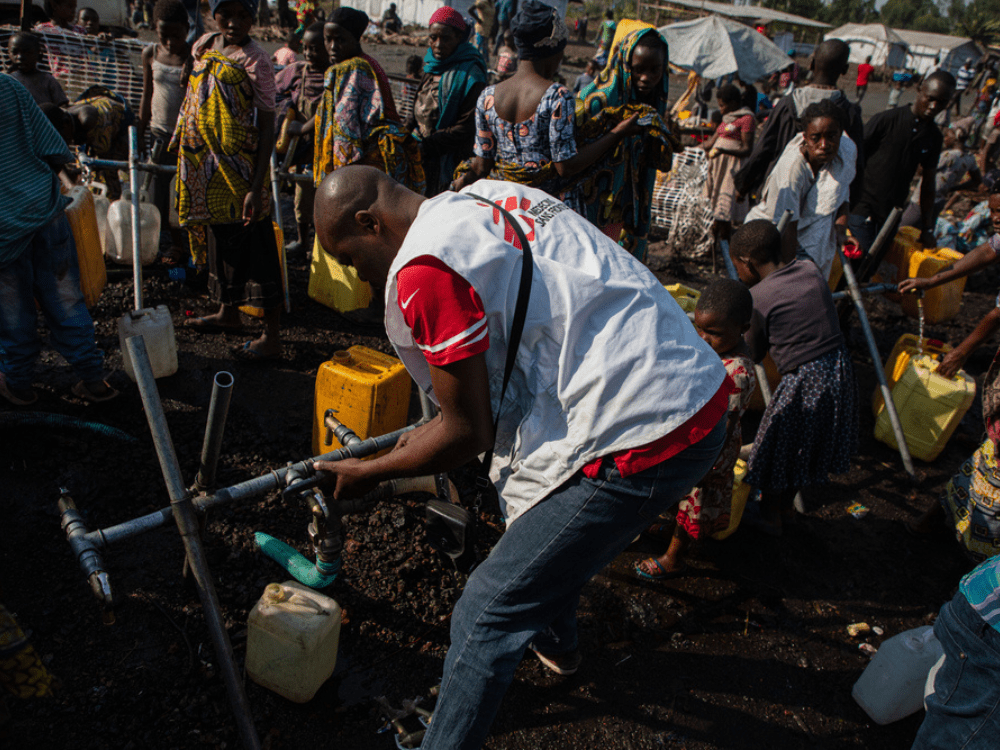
[852, 625, 944, 724]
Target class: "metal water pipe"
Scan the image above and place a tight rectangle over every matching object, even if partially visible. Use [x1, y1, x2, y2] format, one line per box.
[125, 335, 261, 750]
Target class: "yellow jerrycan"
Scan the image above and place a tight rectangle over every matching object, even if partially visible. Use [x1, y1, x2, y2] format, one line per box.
[63, 186, 107, 309]
[308, 236, 372, 313]
[711, 459, 752, 541]
[312, 346, 412, 456]
[664, 283, 701, 315]
[874, 343, 975, 462]
[874, 227, 966, 323]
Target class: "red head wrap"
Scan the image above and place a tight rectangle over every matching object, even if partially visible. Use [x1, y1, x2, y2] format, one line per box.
[429, 6, 467, 31]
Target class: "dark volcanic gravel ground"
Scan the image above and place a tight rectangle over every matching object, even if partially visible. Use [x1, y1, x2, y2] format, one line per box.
[3, 196, 999, 748]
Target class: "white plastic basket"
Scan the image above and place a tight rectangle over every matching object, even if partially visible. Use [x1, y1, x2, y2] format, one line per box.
[651, 146, 714, 257]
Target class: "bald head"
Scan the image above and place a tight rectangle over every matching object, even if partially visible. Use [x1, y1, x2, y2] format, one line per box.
[314, 165, 426, 288]
[811, 39, 849, 85]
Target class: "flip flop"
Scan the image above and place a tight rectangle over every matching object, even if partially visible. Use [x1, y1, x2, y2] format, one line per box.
[71, 380, 120, 404]
[183, 316, 243, 334]
[233, 340, 281, 362]
[634, 558, 688, 581]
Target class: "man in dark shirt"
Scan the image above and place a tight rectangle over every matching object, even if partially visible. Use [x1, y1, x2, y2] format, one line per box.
[734, 39, 864, 201]
[848, 71, 955, 254]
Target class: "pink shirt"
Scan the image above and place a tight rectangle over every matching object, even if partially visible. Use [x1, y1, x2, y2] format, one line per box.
[273, 47, 298, 67]
[193, 33, 276, 112]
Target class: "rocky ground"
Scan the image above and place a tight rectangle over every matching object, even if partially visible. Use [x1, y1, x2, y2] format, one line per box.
[2, 23, 997, 750]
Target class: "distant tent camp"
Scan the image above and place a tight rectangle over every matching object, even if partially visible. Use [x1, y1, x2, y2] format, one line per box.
[893, 29, 983, 77]
[825, 23, 908, 69]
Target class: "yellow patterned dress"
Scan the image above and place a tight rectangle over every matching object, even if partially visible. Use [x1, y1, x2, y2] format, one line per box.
[170, 49, 270, 227]
[0, 603, 54, 699]
[309, 56, 424, 312]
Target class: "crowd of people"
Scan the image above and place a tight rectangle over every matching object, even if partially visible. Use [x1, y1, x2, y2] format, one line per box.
[4, 0, 1000, 747]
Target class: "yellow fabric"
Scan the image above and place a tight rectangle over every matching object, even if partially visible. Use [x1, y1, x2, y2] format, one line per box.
[607, 19, 654, 69]
[171, 50, 270, 226]
[0, 604, 54, 699]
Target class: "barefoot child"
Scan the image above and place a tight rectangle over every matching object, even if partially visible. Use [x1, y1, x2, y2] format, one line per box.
[172, 0, 283, 360]
[6, 32, 68, 107]
[636, 279, 757, 579]
[139, 0, 192, 265]
[729, 219, 858, 536]
[274, 21, 329, 256]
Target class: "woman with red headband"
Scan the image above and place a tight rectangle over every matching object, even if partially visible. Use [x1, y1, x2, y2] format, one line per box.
[406, 6, 488, 194]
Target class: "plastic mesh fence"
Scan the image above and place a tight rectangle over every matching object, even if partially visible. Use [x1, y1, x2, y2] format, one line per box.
[651, 146, 714, 258]
[1, 25, 145, 111]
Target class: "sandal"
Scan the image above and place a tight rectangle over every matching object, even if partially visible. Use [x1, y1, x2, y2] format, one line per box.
[71, 380, 120, 404]
[634, 558, 688, 581]
[0, 374, 38, 406]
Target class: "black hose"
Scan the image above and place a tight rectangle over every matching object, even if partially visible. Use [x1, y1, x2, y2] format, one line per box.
[0, 412, 137, 443]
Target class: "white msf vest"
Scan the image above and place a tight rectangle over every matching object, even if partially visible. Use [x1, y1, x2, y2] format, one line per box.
[385, 181, 725, 525]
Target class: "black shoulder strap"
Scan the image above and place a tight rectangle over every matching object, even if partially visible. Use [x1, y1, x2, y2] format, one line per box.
[465, 192, 534, 495]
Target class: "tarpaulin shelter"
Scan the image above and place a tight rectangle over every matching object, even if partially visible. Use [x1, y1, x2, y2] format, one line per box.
[657, 14, 792, 83]
[825, 23, 908, 69]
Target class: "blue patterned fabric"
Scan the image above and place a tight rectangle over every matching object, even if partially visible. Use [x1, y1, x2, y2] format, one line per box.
[746, 347, 859, 492]
[961, 555, 1000, 633]
[473, 82, 581, 211]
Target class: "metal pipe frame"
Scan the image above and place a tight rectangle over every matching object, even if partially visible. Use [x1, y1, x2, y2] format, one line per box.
[856, 207, 904, 284]
[59, 489, 114, 625]
[125, 335, 261, 750]
[80, 155, 176, 175]
[836, 249, 917, 479]
[83, 419, 426, 550]
[194, 372, 235, 492]
[128, 127, 143, 311]
[268, 150, 292, 313]
[830, 283, 898, 301]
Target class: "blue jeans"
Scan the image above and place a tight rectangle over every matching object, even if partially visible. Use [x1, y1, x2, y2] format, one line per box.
[0, 212, 104, 390]
[421, 415, 726, 750]
[912, 593, 1000, 750]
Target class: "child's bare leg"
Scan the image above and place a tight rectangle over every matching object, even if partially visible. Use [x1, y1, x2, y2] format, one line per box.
[661, 524, 690, 572]
[757, 488, 797, 534]
[193, 303, 243, 330]
[908, 500, 945, 535]
[243, 307, 282, 357]
[636, 521, 689, 577]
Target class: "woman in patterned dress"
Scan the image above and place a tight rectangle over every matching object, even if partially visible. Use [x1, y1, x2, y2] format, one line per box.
[451, 0, 637, 212]
[289, 6, 422, 313]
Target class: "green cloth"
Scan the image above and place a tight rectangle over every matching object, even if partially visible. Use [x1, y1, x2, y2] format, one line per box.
[423, 42, 488, 131]
[0, 74, 72, 267]
[576, 28, 673, 261]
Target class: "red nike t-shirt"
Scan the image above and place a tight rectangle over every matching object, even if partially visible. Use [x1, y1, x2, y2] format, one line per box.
[396, 255, 734, 477]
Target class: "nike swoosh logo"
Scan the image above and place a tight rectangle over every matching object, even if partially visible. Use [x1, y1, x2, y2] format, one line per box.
[401, 289, 419, 309]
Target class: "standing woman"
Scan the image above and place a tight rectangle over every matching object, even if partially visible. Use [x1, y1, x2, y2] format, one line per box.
[701, 83, 755, 239]
[291, 6, 423, 313]
[469, 0, 494, 61]
[406, 7, 487, 194]
[577, 26, 675, 261]
[452, 0, 637, 214]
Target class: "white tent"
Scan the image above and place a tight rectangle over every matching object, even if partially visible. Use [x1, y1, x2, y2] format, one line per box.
[825, 23, 908, 69]
[352, 0, 568, 30]
[893, 29, 982, 77]
[658, 15, 792, 82]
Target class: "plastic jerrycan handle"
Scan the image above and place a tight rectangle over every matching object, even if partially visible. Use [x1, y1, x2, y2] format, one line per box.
[262, 584, 329, 616]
